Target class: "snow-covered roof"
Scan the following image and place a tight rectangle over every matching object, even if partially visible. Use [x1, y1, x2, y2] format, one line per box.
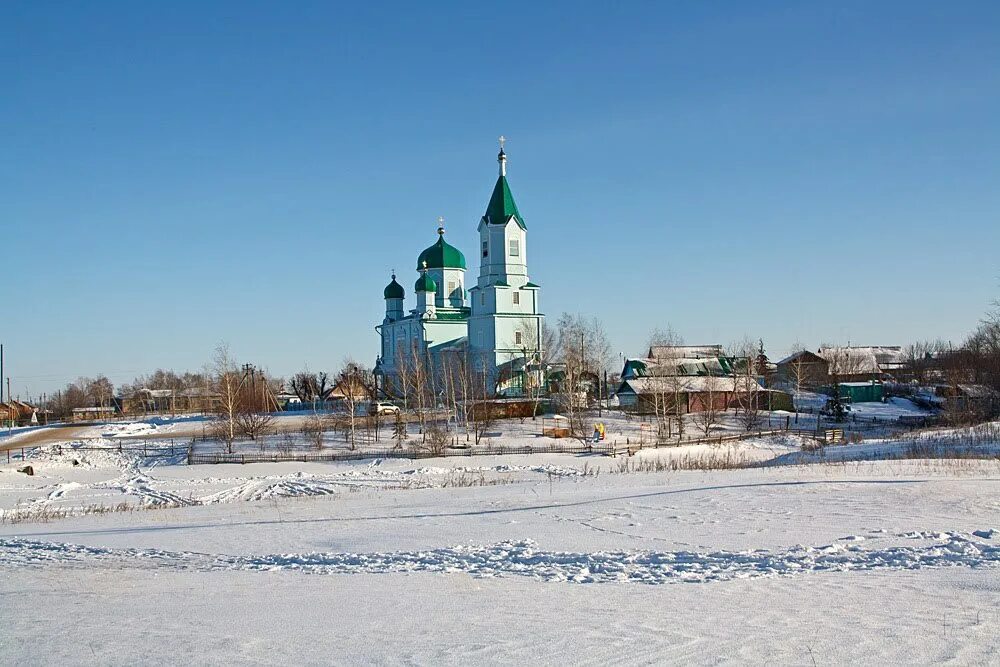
[623, 356, 738, 379]
[179, 387, 220, 398]
[957, 384, 999, 398]
[620, 376, 759, 395]
[648, 345, 723, 360]
[146, 389, 174, 398]
[776, 350, 826, 366]
[818, 346, 905, 375]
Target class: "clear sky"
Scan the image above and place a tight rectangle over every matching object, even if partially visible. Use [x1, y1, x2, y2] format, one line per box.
[3, 1, 1000, 399]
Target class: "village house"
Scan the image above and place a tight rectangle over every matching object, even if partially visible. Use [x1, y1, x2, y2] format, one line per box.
[777, 346, 909, 392]
[0, 400, 38, 426]
[817, 345, 907, 383]
[616, 345, 792, 415]
[775, 350, 830, 389]
[120, 387, 222, 415]
[70, 406, 117, 422]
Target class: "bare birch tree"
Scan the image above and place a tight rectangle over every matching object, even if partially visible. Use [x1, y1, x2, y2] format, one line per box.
[211, 343, 243, 452]
[647, 326, 686, 440]
[556, 313, 612, 439]
[728, 337, 762, 432]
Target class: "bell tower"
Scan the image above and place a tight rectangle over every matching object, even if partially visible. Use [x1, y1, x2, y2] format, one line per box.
[468, 137, 544, 389]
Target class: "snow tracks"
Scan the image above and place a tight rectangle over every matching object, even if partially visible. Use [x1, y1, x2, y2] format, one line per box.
[2, 530, 997, 585]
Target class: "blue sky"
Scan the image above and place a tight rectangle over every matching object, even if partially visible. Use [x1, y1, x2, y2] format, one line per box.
[3, 1, 999, 398]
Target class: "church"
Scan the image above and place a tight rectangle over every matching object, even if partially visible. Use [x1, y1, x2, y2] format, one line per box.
[374, 141, 544, 396]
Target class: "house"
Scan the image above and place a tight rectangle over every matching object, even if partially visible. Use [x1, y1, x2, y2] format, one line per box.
[70, 406, 116, 422]
[648, 345, 724, 360]
[177, 387, 222, 412]
[275, 392, 301, 410]
[775, 351, 830, 389]
[122, 388, 176, 414]
[328, 376, 370, 405]
[0, 401, 38, 426]
[616, 376, 793, 414]
[120, 387, 222, 415]
[934, 384, 999, 419]
[616, 347, 792, 415]
[817, 346, 906, 382]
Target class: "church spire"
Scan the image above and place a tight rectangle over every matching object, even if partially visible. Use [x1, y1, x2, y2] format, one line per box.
[483, 137, 525, 230]
[498, 135, 507, 177]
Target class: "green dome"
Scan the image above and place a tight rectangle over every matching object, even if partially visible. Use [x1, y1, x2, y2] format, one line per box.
[416, 229, 466, 270]
[383, 275, 405, 300]
[414, 272, 437, 293]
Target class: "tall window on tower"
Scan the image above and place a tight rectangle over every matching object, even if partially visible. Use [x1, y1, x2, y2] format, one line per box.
[512, 291, 520, 305]
[509, 239, 520, 257]
[482, 241, 488, 257]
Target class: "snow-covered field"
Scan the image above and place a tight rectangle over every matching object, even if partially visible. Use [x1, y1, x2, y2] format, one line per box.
[2, 420, 999, 665]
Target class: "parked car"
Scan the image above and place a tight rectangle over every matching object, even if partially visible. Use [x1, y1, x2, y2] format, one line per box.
[358, 402, 399, 416]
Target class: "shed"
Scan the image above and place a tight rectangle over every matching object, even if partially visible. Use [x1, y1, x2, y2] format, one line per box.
[836, 382, 884, 403]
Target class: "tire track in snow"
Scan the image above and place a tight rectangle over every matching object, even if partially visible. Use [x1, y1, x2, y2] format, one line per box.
[1, 531, 997, 584]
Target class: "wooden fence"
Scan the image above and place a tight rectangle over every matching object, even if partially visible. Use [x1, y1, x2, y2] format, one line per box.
[187, 428, 828, 465]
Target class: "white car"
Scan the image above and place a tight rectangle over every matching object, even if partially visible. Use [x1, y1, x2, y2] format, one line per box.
[371, 402, 400, 415]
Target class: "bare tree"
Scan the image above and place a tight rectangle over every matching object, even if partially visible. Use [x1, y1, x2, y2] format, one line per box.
[513, 317, 551, 417]
[647, 327, 687, 441]
[468, 350, 499, 446]
[233, 365, 275, 441]
[691, 377, 721, 436]
[784, 341, 811, 394]
[85, 376, 115, 414]
[290, 370, 330, 404]
[555, 313, 612, 438]
[304, 410, 330, 450]
[392, 411, 407, 448]
[728, 337, 762, 432]
[334, 359, 369, 450]
[211, 343, 243, 452]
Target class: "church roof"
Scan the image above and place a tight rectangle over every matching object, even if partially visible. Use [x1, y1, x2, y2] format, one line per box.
[414, 272, 437, 293]
[383, 275, 405, 300]
[483, 175, 526, 230]
[416, 229, 466, 270]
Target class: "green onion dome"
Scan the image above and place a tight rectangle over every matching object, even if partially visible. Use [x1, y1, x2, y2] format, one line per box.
[383, 275, 405, 300]
[414, 271, 437, 293]
[416, 227, 466, 270]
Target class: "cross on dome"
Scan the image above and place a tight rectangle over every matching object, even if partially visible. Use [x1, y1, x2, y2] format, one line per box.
[497, 135, 507, 176]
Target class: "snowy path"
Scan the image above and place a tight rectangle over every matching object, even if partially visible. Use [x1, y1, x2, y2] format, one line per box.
[3, 530, 997, 584]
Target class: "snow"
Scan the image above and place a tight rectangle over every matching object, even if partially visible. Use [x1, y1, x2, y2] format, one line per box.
[2, 418, 999, 664]
[4, 530, 998, 584]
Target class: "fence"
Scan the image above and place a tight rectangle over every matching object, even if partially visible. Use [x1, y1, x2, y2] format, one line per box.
[188, 442, 618, 465]
[5, 439, 188, 463]
[187, 428, 829, 465]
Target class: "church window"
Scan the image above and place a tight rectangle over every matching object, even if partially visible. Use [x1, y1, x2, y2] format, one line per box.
[515, 331, 523, 345]
[512, 291, 520, 305]
[448, 281, 456, 297]
[482, 241, 488, 257]
[509, 239, 519, 257]
[480, 292, 485, 306]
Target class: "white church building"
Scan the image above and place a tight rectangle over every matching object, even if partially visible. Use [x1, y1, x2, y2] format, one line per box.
[374, 141, 544, 396]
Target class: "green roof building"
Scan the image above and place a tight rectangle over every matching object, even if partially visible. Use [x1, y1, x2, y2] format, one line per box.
[375, 140, 545, 398]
